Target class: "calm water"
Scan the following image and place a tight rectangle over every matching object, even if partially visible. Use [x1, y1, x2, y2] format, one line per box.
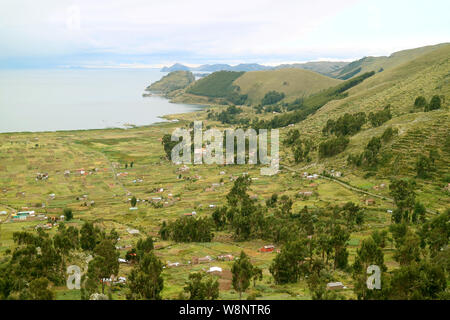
[0, 68, 202, 133]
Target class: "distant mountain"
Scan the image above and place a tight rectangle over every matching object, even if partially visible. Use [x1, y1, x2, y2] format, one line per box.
[161, 63, 190, 72]
[161, 63, 271, 72]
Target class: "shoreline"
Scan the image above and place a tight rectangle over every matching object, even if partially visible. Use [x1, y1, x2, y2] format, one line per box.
[0, 99, 207, 136]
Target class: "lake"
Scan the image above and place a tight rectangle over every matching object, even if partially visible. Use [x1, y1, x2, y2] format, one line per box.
[0, 68, 202, 133]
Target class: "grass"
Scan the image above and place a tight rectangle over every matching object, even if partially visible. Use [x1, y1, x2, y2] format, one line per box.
[0, 119, 400, 300]
[0, 43, 448, 300]
[233, 68, 341, 104]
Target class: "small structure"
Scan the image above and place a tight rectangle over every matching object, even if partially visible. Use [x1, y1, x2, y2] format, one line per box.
[298, 190, 313, 197]
[36, 172, 49, 181]
[218, 254, 234, 261]
[192, 255, 214, 264]
[207, 266, 222, 273]
[260, 245, 275, 253]
[327, 282, 345, 290]
[118, 258, 128, 263]
[167, 262, 180, 267]
[127, 228, 140, 235]
[365, 198, 376, 206]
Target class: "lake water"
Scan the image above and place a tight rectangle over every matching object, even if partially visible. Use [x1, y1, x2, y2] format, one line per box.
[0, 68, 202, 133]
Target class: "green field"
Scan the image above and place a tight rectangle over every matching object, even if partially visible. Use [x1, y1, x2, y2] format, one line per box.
[0, 43, 449, 300]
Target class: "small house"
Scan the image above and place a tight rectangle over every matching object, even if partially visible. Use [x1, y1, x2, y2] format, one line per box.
[298, 190, 313, 197]
[260, 245, 275, 253]
[218, 254, 234, 261]
[327, 282, 345, 290]
[207, 266, 222, 273]
[365, 199, 376, 206]
[192, 255, 214, 264]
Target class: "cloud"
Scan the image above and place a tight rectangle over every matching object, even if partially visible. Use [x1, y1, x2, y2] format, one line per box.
[0, 0, 448, 67]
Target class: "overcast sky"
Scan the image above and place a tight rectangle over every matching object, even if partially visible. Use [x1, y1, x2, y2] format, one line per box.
[1, 0, 449, 68]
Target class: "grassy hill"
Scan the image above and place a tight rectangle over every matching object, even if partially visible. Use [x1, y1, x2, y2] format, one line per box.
[145, 71, 195, 94]
[1, 43, 448, 301]
[273, 61, 349, 77]
[232, 68, 342, 104]
[331, 43, 449, 79]
[282, 43, 450, 205]
[185, 71, 244, 97]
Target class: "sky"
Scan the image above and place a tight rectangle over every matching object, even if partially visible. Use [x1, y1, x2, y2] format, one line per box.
[0, 0, 449, 68]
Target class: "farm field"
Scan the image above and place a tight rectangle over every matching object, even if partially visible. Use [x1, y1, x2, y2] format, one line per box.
[0, 112, 442, 300]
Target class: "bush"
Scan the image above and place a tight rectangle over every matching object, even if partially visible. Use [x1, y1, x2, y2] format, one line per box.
[425, 95, 441, 112]
[261, 91, 285, 106]
[414, 96, 427, 108]
[319, 136, 349, 158]
[368, 105, 392, 127]
[63, 208, 73, 221]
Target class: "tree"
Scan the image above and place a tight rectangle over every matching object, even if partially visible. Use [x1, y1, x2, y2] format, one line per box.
[212, 206, 228, 230]
[80, 221, 99, 251]
[415, 155, 433, 178]
[371, 230, 388, 249]
[131, 196, 137, 208]
[53, 224, 79, 271]
[419, 209, 450, 256]
[127, 252, 164, 300]
[251, 266, 263, 287]
[342, 202, 364, 229]
[368, 105, 392, 127]
[162, 134, 180, 160]
[159, 216, 213, 242]
[183, 272, 219, 300]
[270, 240, 307, 284]
[412, 201, 426, 223]
[277, 195, 293, 217]
[28, 277, 54, 300]
[319, 136, 349, 158]
[352, 238, 386, 300]
[330, 225, 350, 270]
[89, 239, 119, 294]
[389, 179, 416, 223]
[265, 193, 278, 208]
[389, 261, 446, 299]
[414, 96, 427, 108]
[136, 236, 154, 259]
[425, 95, 441, 111]
[261, 91, 285, 106]
[231, 251, 254, 299]
[393, 230, 421, 266]
[63, 208, 73, 221]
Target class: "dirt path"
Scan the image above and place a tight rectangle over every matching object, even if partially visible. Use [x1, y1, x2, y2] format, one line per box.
[281, 164, 438, 215]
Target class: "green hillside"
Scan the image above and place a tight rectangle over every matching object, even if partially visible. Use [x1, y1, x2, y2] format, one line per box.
[273, 61, 349, 77]
[0, 43, 449, 301]
[233, 68, 342, 104]
[145, 71, 195, 94]
[281, 43, 450, 202]
[331, 43, 449, 79]
[185, 71, 244, 98]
